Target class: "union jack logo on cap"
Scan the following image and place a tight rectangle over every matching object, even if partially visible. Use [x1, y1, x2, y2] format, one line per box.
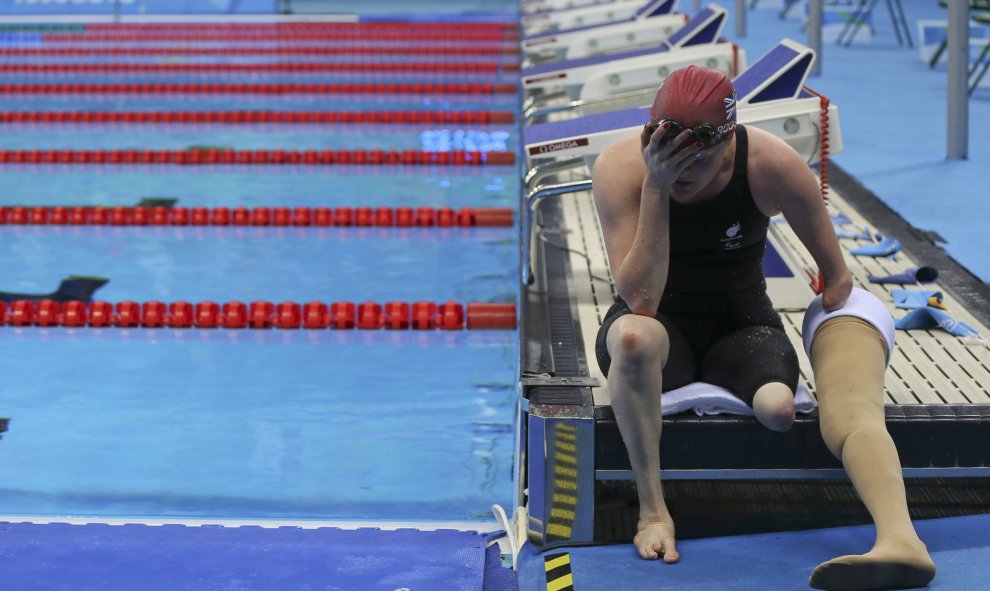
[724, 91, 737, 121]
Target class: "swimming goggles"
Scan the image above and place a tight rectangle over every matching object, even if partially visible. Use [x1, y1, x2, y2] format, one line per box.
[648, 119, 725, 146]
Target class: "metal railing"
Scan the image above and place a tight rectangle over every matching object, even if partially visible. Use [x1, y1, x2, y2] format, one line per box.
[523, 87, 653, 122]
[521, 179, 593, 285]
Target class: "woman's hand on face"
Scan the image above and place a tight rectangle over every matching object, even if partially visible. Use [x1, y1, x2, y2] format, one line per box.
[640, 121, 703, 191]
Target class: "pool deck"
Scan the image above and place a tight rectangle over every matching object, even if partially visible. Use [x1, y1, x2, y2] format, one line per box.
[517, 0, 990, 552]
[554, 166, 990, 408]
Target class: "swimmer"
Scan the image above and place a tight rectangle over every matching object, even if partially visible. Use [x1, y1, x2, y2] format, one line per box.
[592, 65, 935, 590]
[591, 65, 851, 562]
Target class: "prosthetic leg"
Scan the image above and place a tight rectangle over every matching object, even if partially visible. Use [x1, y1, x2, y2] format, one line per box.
[802, 288, 936, 591]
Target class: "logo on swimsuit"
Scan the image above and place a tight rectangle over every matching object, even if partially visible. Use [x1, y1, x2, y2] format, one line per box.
[721, 221, 742, 250]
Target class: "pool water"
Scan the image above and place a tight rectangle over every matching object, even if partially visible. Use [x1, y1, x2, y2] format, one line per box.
[0, 123, 516, 152]
[2, 226, 518, 304]
[0, 327, 517, 520]
[0, 167, 517, 209]
[0, 18, 521, 523]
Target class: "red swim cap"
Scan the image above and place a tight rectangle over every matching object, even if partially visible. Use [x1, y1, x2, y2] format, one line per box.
[649, 65, 737, 140]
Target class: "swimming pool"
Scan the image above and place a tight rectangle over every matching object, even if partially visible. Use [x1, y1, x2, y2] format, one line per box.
[3, 225, 517, 303]
[0, 327, 517, 520]
[0, 20, 521, 524]
[0, 166, 515, 209]
[0, 124, 516, 152]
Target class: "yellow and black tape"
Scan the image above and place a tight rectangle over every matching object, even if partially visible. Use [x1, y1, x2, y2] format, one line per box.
[544, 552, 574, 591]
[547, 422, 579, 541]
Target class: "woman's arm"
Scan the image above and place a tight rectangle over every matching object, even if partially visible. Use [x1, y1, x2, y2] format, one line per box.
[748, 127, 852, 311]
[592, 126, 701, 316]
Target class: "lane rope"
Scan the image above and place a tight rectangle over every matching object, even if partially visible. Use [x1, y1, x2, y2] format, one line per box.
[43, 32, 520, 42]
[0, 62, 521, 74]
[0, 205, 515, 228]
[0, 149, 517, 166]
[0, 111, 515, 124]
[0, 299, 518, 331]
[76, 22, 518, 28]
[0, 46, 522, 57]
[0, 82, 520, 95]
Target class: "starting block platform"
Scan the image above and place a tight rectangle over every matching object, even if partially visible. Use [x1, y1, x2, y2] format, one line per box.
[522, 0, 675, 35]
[522, 5, 741, 101]
[522, 0, 685, 60]
[523, 38, 840, 166]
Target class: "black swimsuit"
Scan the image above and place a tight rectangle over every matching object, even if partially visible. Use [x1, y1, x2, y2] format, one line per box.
[594, 126, 799, 405]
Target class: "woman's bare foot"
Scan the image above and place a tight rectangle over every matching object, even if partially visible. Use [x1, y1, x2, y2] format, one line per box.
[634, 520, 679, 563]
[809, 537, 935, 591]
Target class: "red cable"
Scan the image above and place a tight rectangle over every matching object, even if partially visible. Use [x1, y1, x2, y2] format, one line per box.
[802, 87, 831, 206]
[799, 87, 833, 295]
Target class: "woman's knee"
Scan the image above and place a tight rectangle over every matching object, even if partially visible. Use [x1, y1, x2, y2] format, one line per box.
[607, 314, 670, 367]
[819, 412, 884, 458]
[752, 382, 796, 432]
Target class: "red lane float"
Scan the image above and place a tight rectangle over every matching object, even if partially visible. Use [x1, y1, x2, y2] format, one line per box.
[0, 110, 515, 125]
[75, 22, 518, 30]
[0, 149, 516, 166]
[32, 21, 521, 43]
[0, 62, 521, 74]
[0, 300, 517, 330]
[0, 46, 522, 57]
[0, 205, 514, 227]
[0, 82, 520, 95]
[44, 32, 520, 43]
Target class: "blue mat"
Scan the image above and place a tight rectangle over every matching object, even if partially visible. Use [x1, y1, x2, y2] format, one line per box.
[0, 521, 500, 591]
[518, 514, 990, 590]
[762, 239, 792, 278]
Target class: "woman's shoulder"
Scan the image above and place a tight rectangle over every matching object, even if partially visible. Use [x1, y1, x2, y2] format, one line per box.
[595, 133, 645, 176]
[743, 125, 802, 167]
[743, 125, 822, 214]
[592, 133, 646, 208]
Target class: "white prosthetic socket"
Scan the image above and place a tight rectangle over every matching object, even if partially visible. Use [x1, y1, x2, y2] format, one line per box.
[802, 287, 896, 367]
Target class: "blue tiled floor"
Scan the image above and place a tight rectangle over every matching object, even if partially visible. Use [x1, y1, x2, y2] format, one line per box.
[714, 0, 990, 283]
[519, 513, 990, 591]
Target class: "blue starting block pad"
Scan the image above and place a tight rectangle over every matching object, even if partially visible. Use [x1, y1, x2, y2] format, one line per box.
[0, 521, 506, 591]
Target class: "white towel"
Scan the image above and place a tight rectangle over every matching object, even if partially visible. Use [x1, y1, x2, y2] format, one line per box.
[660, 382, 817, 417]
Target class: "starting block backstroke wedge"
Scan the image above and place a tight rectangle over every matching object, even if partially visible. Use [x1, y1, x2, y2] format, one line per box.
[523, 38, 842, 166]
[522, 5, 741, 100]
[522, 0, 685, 60]
[522, 0, 677, 35]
